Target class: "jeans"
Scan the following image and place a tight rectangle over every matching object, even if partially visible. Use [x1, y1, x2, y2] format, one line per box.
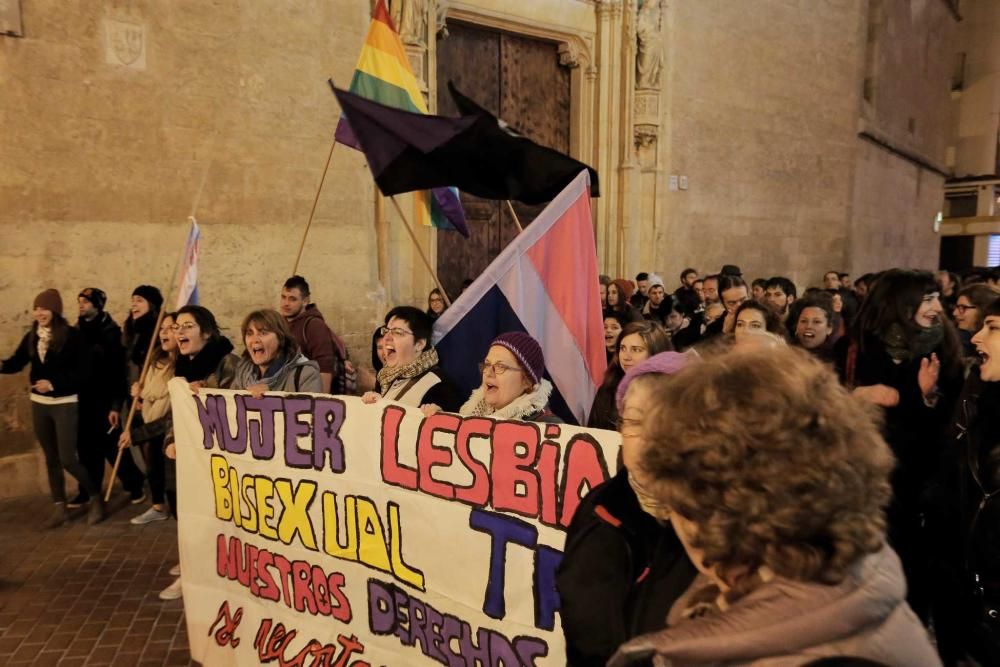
[32, 401, 97, 503]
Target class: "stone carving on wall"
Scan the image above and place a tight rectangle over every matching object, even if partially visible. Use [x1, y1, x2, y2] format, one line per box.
[103, 18, 146, 70]
[390, 0, 429, 47]
[636, 0, 663, 90]
[435, 0, 450, 38]
[0, 0, 23, 37]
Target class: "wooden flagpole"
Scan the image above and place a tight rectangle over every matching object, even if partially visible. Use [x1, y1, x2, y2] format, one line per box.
[505, 199, 524, 233]
[292, 139, 338, 275]
[388, 195, 452, 306]
[106, 155, 213, 502]
[104, 221, 192, 502]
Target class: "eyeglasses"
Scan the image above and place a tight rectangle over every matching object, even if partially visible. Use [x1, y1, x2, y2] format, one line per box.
[379, 326, 413, 338]
[170, 323, 198, 333]
[478, 361, 522, 376]
[954, 304, 977, 314]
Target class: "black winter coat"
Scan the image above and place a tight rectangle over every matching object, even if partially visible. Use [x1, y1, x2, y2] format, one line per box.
[835, 332, 962, 517]
[77, 312, 126, 405]
[1, 326, 83, 398]
[556, 469, 697, 667]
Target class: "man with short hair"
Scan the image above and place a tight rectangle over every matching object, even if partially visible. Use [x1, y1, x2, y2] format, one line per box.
[280, 275, 336, 393]
[823, 271, 842, 290]
[631, 272, 650, 309]
[702, 275, 721, 306]
[642, 275, 670, 324]
[751, 279, 767, 301]
[678, 268, 698, 291]
[692, 279, 705, 304]
[74, 288, 146, 506]
[764, 276, 797, 323]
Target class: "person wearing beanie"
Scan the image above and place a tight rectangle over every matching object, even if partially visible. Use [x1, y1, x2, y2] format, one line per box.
[0, 289, 105, 527]
[123, 284, 164, 386]
[642, 274, 673, 326]
[424, 332, 560, 423]
[558, 351, 700, 667]
[72, 287, 146, 509]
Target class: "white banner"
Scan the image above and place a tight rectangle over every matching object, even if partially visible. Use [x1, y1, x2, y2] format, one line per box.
[170, 379, 621, 666]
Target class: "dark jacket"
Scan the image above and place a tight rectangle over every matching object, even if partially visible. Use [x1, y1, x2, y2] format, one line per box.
[835, 333, 962, 516]
[587, 381, 620, 431]
[556, 469, 697, 667]
[948, 371, 1000, 662]
[77, 311, 126, 404]
[1, 325, 83, 398]
[286, 304, 336, 376]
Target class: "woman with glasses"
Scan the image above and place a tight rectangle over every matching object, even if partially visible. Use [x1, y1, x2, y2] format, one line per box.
[835, 269, 964, 629]
[426, 289, 447, 321]
[158, 305, 240, 601]
[232, 309, 321, 394]
[952, 284, 1000, 359]
[451, 332, 559, 422]
[557, 352, 698, 667]
[361, 306, 460, 411]
[120, 312, 179, 527]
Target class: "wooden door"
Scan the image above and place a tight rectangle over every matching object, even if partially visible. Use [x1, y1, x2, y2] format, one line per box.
[436, 21, 571, 298]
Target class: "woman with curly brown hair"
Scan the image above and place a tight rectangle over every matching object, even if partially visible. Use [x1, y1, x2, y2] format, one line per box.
[610, 346, 941, 667]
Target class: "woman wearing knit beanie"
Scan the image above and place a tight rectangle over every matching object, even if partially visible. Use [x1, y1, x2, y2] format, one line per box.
[425, 332, 560, 423]
[0, 289, 105, 527]
[122, 285, 163, 385]
[557, 351, 699, 666]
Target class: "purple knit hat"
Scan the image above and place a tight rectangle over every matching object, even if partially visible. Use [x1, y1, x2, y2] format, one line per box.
[491, 332, 545, 385]
[615, 350, 697, 410]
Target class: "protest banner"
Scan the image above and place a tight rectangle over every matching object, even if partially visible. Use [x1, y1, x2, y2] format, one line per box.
[170, 379, 621, 666]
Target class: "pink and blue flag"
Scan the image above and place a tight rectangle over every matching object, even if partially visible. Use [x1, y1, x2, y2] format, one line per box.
[175, 218, 200, 309]
[432, 171, 605, 424]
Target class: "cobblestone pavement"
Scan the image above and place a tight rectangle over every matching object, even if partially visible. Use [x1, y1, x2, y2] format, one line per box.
[0, 493, 195, 666]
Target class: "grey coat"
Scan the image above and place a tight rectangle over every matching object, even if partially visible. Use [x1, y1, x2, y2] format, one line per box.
[609, 546, 941, 667]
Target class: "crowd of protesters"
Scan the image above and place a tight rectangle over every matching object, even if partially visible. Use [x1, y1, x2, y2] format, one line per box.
[3, 262, 1000, 665]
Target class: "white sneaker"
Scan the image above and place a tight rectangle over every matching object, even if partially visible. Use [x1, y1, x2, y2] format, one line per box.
[131, 506, 169, 525]
[158, 577, 183, 600]
[169, 563, 180, 576]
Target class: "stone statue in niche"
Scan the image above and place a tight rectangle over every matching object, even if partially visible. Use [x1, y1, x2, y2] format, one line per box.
[636, 0, 663, 89]
[390, 0, 429, 46]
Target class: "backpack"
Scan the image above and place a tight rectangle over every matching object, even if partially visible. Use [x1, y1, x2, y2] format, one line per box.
[303, 315, 357, 395]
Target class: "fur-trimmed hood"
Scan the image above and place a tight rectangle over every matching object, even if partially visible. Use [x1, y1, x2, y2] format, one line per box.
[460, 378, 554, 421]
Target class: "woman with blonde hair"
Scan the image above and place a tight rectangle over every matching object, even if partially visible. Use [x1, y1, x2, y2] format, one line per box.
[611, 346, 940, 666]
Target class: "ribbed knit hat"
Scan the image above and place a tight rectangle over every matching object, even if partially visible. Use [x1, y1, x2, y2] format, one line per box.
[616, 350, 699, 410]
[491, 332, 545, 385]
[33, 289, 63, 317]
[78, 287, 107, 312]
[132, 285, 163, 311]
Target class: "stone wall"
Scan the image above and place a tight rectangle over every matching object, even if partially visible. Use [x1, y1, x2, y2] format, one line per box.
[651, 0, 866, 289]
[0, 0, 406, 495]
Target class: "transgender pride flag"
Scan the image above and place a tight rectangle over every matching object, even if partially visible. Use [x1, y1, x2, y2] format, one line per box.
[432, 171, 606, 424]
[335, 0, 467, 237]
[174, 218, 200, 309]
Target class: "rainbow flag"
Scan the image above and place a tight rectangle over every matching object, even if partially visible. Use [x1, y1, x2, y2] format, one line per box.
[335, 0, 468, 237]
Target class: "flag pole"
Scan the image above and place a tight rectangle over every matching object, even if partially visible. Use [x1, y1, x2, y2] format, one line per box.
[292, 139, 339, 275]
[105, 218, 194, 502]
[505, 200, 524, 233]
[388, 195, 452, 306]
